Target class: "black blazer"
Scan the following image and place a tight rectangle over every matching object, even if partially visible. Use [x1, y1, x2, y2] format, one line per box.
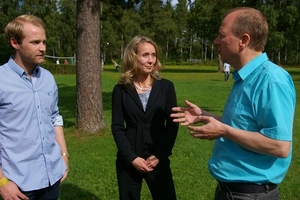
[111, 78, 179, 166]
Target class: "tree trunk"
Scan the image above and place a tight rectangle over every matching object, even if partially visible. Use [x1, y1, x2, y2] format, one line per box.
[76, 0, 105, 132]
[189, 35, 193, 61]
[211, 43, 214, 61]
[278, 49, 281, 65]
[204, 41, 207, 62]
[165, 40, 169, 59]
[218, 54, 223, 72]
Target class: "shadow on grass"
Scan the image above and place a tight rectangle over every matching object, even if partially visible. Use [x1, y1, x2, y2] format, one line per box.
[201, 106, 224, 115]
[57, 84, 113, 128]
[161, 68, 218, 73]
[57, 78, 223, 128]
[104, 68, 122, 73]
[211, 79, 226, 82]
[60, 183, 99, 200]
[104, 67, 219, 74]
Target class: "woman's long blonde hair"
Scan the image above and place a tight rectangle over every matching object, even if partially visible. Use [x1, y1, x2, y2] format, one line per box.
[118, 36, 162, 85]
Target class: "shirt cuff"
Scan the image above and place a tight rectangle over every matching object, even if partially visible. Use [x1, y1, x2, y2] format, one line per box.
[53, 115, 64, 126]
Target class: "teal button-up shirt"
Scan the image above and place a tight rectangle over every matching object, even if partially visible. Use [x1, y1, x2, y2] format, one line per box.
[208, 53, 296, 184]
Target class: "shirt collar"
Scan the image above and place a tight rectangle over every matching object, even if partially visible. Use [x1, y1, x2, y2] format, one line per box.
[233, 53, 268, 82]
[8, 56, 40, 77]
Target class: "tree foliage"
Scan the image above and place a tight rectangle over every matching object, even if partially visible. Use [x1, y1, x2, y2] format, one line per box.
[0, 0, 300, 65]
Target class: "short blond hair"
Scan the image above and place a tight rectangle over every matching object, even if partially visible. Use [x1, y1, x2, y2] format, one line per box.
[5, 14, 45, 46]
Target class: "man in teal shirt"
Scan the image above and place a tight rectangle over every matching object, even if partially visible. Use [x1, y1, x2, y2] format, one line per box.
[171, 7, 295, 200]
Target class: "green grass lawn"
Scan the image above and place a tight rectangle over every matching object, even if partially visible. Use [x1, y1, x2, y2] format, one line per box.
[55, 65, 300, 200]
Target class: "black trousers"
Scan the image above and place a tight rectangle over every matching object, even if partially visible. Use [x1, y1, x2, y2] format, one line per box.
[116, 158, 176, 200]
[21, 180, 60, 200]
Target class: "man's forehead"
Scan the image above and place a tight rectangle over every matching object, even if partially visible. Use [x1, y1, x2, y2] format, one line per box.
[219, 12, 238, 32]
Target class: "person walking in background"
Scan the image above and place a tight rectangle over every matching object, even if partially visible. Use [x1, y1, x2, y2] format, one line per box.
[111, 36, 178, 200]
[112, 59, 120, 72]
[56, 58, 60, 65]
[171, 7, 295, 200]
[223, 62, 230, 81]
[0, 15, 69, 200]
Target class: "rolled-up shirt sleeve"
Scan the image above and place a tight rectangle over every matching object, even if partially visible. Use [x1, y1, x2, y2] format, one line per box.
[52, 114, 64, 126]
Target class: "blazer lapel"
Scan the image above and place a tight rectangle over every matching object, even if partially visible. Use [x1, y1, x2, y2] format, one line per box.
[124, 84, 144, 111]
[146, 79, 160, 110]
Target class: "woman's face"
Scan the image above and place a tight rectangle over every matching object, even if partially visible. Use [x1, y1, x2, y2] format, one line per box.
[136, 42, 156, 75]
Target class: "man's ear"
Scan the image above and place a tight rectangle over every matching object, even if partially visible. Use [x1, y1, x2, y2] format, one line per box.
[9, 37, 19, 49]
[239, 33, 250, 49]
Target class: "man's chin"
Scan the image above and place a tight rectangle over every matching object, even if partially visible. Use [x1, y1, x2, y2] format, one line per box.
[36, 58, 45, 64]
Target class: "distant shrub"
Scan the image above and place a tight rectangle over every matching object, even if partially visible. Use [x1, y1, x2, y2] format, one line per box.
[41, 63, 76, 74]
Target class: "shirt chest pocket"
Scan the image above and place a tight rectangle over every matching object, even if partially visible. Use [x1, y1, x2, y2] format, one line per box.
[224, 100, 258, 130]
[38, 91, 55, 113]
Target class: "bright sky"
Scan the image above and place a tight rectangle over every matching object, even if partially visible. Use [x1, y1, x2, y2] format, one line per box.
[170, 0, 194, 6]
[171, 0, 178, 5]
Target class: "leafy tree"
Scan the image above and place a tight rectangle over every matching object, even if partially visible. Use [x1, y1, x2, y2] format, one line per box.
[118, 9, 142, 58]
[174, 0, 189, 62]
[260, 5, 283, 64]
[2, 0, 300, 67]
[152, 0, 177, 61]
[190, 0, 214, 62]
[278, 5, 298, 65]
[56, 0, 77, 57]
[0, 0, 20, 64]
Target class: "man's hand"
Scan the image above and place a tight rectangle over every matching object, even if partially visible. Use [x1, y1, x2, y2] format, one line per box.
[60, 156, 69, 182]
[188, 115, 225, 140]
[171, 100, 202, 126]
[0, 181, 29, 200]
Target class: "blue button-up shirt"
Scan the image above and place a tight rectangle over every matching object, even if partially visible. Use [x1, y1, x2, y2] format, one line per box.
[208, 53, 296, 184]
[0, 57, 66, 191]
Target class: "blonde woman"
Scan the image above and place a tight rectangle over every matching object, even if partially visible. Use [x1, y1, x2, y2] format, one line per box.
[111, 36, 178, 200]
